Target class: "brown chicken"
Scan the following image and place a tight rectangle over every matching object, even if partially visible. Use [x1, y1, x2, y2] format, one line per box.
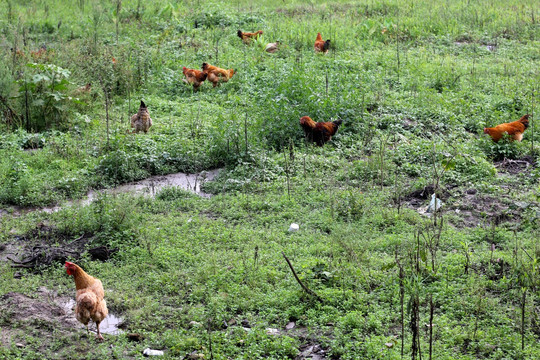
[314, 33, 330, 54]
[30, 45, 50, 61]
[65, 261, 108, 341]
[182, 67, 207, 90]
[484, 114, 530, 142]
[300, 116, 343, 146]
[201, 62, 235, 88]
[10, 47, 25, 59]
[131, 101, 153, 133]
[237, 30, 263, 43]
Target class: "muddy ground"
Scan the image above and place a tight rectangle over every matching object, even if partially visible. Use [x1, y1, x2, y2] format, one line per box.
[401, 155, 538, 228]
[0, 287, 80, 348]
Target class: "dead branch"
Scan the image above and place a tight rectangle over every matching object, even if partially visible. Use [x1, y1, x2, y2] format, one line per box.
[494, 159, 531, 168]
[282, 252, 323, 302]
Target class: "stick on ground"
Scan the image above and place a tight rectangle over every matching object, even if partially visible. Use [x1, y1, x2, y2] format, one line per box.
[282, 252, 323, 302]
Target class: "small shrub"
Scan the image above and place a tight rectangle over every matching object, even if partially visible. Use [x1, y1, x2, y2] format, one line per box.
[156, 186, 196, 201]
[480, 135, 522, 161]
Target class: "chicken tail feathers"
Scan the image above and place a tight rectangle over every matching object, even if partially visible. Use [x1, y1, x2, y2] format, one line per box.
[77, 292, 98, 310]
[333, 119, 343, 127]
[237, 30, 243, 38]
[323, 40, 331, 52]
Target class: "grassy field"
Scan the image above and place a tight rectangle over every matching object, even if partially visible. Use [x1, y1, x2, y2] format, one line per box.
[0, 0, 539, 359]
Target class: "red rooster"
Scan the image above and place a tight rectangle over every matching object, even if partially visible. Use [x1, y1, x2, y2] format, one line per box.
[300, 116, 342, 146]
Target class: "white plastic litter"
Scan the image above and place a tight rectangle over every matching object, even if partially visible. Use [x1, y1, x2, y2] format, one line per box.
[143, 348, 164, 356]
[427, 194, 442, 213]
[266, 328, 280, 336]
[288, 223, 299, 232]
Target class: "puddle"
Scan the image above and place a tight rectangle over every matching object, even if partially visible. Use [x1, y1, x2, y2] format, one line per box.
[454, 41, 496, 52]
[0, 287, 124, 350]
[98, 313, 123, 335]
[109, 168, 220, 199]
[1, 169, 221, 217]
[61, 299, 123, 335]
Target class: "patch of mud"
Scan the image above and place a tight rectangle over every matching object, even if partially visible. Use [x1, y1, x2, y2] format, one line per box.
[0, 288, 78, 347]
[402, 185, 450, 208]
[451, 193, 521, 228]
[0, 287, 122, 348]
[403, 185, 532, 228]
[471, 258, 512, 281]
[264, 324, 330, 359]
[297, 343, 327, 360]
[494, 156, 536, 175]
[3, 224, 114, 270]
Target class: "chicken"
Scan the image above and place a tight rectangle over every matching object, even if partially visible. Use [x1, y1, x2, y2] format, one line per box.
[237, 30, 263, 43]
[300, 116, 342, 146]
[314, 33, 330, 54]
[201, 62, 235, 88]
[131, 100, 153, 133]
[265, 41, 280, 53]
[65, 261, 108, 341]
[182, 67, 207, 90]
[30, 45, 50, 61]
[10, 47, 25, 59]
[483, 114, 530, 142]
[74, 83, 92, 95]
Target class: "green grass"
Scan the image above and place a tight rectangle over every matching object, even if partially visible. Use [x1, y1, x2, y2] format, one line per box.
[0, 0, 540, 359]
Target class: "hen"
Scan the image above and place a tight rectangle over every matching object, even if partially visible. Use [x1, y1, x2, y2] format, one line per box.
[74, 83, 92, 95]
[131, 100, 153, 133]
[201, 62, 235, 88]
[314, 33, 330, 54]
[237, 30, 263, 43]
[30, 44, 50, 61]
[182, 67, 207, 90]
[265, 41, 280, 53]
[300, 116, 342, 146]
[484, 114, 530, 142]
[65, 261, 108, 341]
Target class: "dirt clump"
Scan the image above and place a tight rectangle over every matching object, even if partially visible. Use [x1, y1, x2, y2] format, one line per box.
[296, 343, 328, 360]
[494, 155, 536, 175]
[5, 224, 116, 270]
[450, 192, 522, 228]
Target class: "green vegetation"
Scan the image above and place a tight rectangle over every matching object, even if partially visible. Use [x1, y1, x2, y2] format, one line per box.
[0, 0, 539, 359]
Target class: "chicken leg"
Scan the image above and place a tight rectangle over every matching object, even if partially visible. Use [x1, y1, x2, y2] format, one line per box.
[96, 322, 104, 341]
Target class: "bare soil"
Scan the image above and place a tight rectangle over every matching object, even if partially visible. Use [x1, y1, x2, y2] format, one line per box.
[0, 287, 80, 348]
[403, 185, 529, 228]
[494, 155, 536, 175]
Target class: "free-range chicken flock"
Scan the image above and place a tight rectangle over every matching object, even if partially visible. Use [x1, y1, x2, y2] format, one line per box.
[74, 30, 532, 342]
[138, 30, 531, 145]
[147, 30, 345, 145]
